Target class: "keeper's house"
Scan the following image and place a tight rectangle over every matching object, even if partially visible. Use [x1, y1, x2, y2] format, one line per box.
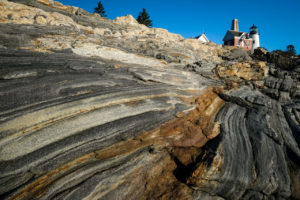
[223, 19, 260, 51]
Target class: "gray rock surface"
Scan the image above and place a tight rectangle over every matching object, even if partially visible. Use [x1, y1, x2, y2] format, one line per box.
[0, 0, 299, 199]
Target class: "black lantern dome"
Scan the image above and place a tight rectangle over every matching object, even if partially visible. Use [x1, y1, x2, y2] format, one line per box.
[250, 24, 258, 35]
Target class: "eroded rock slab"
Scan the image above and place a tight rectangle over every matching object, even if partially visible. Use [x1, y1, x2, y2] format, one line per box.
[0, 0, 299, 200]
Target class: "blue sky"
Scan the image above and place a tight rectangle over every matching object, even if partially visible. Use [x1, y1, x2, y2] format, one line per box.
[57, 0, 300, 54]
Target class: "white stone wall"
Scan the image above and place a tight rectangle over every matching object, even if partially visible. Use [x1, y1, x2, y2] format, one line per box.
[251, 33, 260, 50]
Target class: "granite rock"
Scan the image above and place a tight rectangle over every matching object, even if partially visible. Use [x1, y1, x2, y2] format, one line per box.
[0, 1, 299, 200]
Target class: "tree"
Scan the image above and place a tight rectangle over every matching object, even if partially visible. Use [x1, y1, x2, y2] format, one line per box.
[286, 44, 296, 56]
[136, 8, 152, 27]
[94, 1, 107, 17]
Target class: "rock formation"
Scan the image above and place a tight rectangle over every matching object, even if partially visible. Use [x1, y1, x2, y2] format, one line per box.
[0, 0, 299, 199]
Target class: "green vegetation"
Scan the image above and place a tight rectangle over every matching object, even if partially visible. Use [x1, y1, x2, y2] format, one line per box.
[286, 44, 296, 56]
[94, 1, 107, 17]
[136, 8, 152, 27]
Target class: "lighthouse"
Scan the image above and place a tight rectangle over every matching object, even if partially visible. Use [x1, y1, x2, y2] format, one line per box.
[249, 24, 260, 50]
[223, 20, 260, 51]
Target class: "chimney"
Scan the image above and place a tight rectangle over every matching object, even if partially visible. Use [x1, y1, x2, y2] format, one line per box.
[231, 19, 239, 31]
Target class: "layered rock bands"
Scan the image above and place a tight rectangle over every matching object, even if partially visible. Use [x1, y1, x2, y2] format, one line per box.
[0, 0, 299, 199]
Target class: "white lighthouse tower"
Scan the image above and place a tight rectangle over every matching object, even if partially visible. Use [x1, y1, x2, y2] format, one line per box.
[249, 24, 260, 50]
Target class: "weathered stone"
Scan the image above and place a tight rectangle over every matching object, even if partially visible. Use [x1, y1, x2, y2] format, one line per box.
[252, 47, 268, 61]
[0, 1, 299, 200]
[216, 61, 267, 82]
[222, 48, 252, 62]
[113, 15, 141, 27]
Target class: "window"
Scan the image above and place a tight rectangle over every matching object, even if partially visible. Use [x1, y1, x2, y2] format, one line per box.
[237, 40, 240, 46]
[246, 40, 250, 47]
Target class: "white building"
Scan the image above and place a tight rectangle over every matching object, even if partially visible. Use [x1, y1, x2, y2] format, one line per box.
[249, 24, 260, 50]
[195, 33, 209, 43]
[223, 19, 260, 51]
